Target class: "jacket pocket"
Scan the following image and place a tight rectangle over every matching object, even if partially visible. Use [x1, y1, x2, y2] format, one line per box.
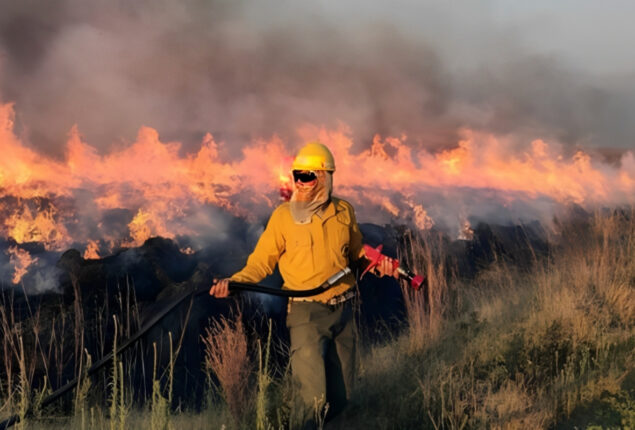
[329, 217, 351, 263]
[286, 229, 314, 274]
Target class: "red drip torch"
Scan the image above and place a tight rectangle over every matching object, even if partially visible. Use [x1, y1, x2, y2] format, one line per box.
[361, 244, 426, 290]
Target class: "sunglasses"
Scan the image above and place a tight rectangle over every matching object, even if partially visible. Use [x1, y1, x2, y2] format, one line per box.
[292, 170, 318, 183]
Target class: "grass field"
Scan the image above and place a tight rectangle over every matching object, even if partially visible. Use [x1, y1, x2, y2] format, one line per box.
[1, 209, 633, 429]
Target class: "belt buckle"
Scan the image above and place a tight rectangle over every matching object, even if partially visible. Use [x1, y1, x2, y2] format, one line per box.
[327, 289, 355, 306]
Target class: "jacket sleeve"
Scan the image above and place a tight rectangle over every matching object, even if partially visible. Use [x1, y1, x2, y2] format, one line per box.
[348, 204, 365, 263]
[230, 209, 285, 283]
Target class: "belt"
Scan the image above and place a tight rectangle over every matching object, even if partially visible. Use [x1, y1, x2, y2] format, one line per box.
[326, 289, 356, 306]
[288, 288, 356, 306]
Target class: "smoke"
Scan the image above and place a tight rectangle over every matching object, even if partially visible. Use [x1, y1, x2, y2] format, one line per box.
[1, 0, 634, 291]
[0, 242, 63, 293]
[2, 0, 633, 159]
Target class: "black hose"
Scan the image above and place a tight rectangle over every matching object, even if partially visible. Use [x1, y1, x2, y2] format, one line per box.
[229, 281, 331, 297]
[0, 267, 352, 429]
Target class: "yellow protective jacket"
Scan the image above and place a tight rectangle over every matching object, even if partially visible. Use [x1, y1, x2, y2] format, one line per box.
[230, 197, 363, 303]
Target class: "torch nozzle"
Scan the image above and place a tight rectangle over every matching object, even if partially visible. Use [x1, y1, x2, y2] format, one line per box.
[397, 267, 426, 290]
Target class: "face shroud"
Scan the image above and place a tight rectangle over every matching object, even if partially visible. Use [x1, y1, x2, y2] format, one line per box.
[289, 170, 333, 224]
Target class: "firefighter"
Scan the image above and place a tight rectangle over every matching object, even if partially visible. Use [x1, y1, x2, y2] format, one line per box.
[210, 141, 396, 428]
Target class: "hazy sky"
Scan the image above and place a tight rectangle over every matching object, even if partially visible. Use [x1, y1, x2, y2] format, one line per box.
[1, 0, 633, 157]
[490, 1, 635, 75]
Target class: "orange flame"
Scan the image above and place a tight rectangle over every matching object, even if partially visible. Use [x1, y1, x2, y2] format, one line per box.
[7, 246, 37, 284]
[125, 208, 176, 248]
[83, 240, 101, 259]
[4, 202, 71, 250]
[1, 101, 634, 284]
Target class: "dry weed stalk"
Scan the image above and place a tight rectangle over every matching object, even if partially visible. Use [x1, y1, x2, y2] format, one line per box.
[313, 394, 329, 430]
[74, 348, 93, 430]
[71, 275, 85, 379]
[202, 310, 252, 426]
[402, 230, 449, 352]
[0, 292, 37, 428]
[54, 305, 65, 388]
[255, 320, 273, 430]
[588, 210, 635, 325]
[109, 316, 129, 430]
[150, 342, 171, 430]
[0, 294, 16, 414]
[16, 336, 29, 430]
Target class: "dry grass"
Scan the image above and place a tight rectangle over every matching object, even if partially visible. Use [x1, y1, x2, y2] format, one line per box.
[149, 341, 171, 430]
[1, 209, 633, 429]
[401, 230, 450, 352]
[333, 209, 634, 429]
[202, 310, 253, 427]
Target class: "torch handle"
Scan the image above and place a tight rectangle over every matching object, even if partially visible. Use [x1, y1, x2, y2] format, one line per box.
[362, 244, 425, 291]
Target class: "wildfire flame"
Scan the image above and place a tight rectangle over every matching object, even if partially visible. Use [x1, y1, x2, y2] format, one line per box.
[7, 246, 37, 284]
[83, 239, 101, 259]
[4, 203, 71, 249]
[1, 101, 634, 285]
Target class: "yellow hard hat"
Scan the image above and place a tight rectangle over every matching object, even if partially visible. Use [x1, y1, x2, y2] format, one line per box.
[291, 141, 336, 171]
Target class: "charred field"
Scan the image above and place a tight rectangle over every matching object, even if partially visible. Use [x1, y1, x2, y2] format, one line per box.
[0, 207, 633, 429]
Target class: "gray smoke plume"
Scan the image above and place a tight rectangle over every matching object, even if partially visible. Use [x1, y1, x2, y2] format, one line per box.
[1, 0, 634, 159]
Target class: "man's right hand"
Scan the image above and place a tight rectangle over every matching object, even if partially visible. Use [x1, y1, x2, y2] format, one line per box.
[209, 278, 231, 298]
[374, 257, 400, 279]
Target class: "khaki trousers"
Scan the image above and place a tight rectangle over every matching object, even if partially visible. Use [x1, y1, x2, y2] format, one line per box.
[286, 300, 356, 428]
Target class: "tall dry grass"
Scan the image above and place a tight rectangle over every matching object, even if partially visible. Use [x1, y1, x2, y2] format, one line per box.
[73, 348, 92, 430]
[255, 320, 273, 430]
[1, 210, 632, 429]
[400, 230, 451, 352]
[0, 291, 40, 429]
[149, 340, 171, 430]
[202, 310, 253, 427]
[0, 276, 147, 428]
[108, 317, 129, 430]
[337, 209, 634, 429]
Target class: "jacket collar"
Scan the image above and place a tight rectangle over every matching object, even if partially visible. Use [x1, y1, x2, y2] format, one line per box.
[318, 197, 342, 223]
